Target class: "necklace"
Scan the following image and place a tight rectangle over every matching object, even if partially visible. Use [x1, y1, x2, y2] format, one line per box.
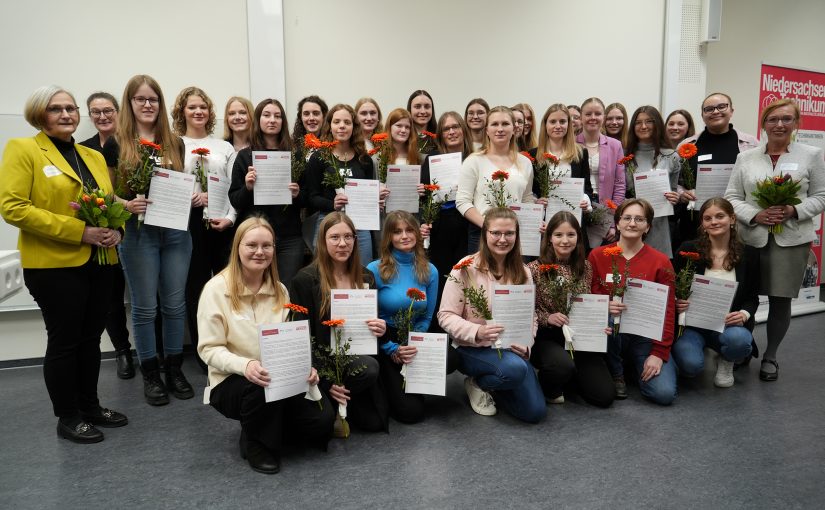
[71, 147, 88, 186]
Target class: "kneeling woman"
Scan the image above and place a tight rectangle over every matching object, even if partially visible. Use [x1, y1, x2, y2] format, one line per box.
[367, 211, 460, 423]
[588, 199, 677, 405]
[527, 212, 615, 408]
[289, 212, 388, 432]
[438, 208, 545, 423]
[671, 197, 759, 387]
[197, 217, 334, 474]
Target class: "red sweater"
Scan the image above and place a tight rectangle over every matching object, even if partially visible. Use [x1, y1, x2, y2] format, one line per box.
[588, 243, 675, 362]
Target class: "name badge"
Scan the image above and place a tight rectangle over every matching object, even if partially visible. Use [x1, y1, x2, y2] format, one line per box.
[43, 165, 61, 177]
[778, 162, 798, 171]
[697, 154, 712, 162]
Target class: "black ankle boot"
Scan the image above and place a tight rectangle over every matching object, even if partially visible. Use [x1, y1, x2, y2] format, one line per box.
[116, 349, 135, 379]
[165, 353, 194, 400]
[140, 357, 169, 406]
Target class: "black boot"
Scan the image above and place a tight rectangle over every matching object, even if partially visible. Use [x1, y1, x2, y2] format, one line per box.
[140, 357, 169, 406]
[165, 353, 195, 400]
[115, 349, 135, 379]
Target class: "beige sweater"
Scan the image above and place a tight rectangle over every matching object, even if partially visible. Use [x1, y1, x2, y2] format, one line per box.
[196, 273, 289, 387]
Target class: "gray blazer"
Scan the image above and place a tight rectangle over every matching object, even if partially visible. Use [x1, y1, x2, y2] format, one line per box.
[725, 142, 825, 248]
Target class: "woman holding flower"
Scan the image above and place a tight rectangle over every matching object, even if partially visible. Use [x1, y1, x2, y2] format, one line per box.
[198, 217, 333, 474]
[289, 212, 388, 432]
[384, 108, 422, 167]
[406, 90, 437, 153]
[366, 211, 458, 422]
[438, 208, 545, 423]
[670, 198, 759, 388]
[725, 99, 825, 381]
[456, 106, 535, 253]
[0, 85, 127, 443]
[588, 199, 677, 404]
[114, 75, 193, 406]
[527, 212, 615, 407]
[228, 98, 304, 287]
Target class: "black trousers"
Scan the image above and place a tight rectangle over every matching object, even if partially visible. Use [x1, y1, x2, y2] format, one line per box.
[25, 260, 115, 418]
[210, 374, 335, 452]
[323, 355, 387, 432]
[105, 263, 131, 352]
[426, 207, 468, 334]
[531, 326, 615, 408]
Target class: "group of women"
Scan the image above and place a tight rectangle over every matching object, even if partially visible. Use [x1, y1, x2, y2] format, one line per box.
[1, 78, 824, 476]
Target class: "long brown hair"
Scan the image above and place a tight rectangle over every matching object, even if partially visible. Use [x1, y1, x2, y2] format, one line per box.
[251, 99, 293, 151]
[223, 216, 286, 312]
[539, 211, 586, 280]
[604, 102, 628, 146]
[313, 212, 365, 316]
[320, 104, 368, 163]
[625, 105, 669, 162]
[436, 111, 473, 158]
[378, 211, 430, 284]
[477, 207, 527, 284]
[695, 197, 742, 271]
[384, 108, 420, 164]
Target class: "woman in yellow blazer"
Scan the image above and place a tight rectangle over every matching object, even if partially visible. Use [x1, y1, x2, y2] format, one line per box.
[0, 86, 128, 444]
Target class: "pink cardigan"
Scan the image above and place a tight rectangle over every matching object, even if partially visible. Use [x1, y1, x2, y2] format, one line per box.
[576, 133, 626, 204]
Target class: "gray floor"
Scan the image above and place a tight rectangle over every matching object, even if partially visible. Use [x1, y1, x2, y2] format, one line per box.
[1, 314, 824, 510]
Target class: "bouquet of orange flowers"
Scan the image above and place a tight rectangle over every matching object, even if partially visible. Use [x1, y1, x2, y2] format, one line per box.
[69, 185, 132, 265]
[485, 170, 513, 208]
[752, 173, 802, 234]
[587, 198, 618, 227]
[121, 138, 162, 226]
[447, 257, 500, 357]
[369, 132, 391, 183]
[537, 263, 581, 358]
[314, 318, 366, 438]
[618, 154, 636, 198]
[677, 143, 698, 190]
[673, 251, 700, 336]
[305, 134, 346, 190]
[421, 182, 445, 249]
[191, 147, 211, 227]
[603, 245, 630, 335]
[531, 152, 571, 207]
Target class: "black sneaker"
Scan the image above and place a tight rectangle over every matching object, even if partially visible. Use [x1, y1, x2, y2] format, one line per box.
[613, 376, 628, 400]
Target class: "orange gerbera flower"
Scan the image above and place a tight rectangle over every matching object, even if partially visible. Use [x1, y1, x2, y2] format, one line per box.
[371, 132, 389, 143]
[605, 199, 618, 210]
[368, 148, 379, 156]
[678, 251, 701, 261]
[520, 151, 535, 162]
[618, 154, 634, 166]
[677, 143, 698, 159]
[421, 130, 437, 139]
[603, 246, 623, 257]
[322, 319, 345, 327]
[453, 257, 474, 270]
[423, 184, 440, 192]
[283, 303, 309, 315]
[304, 133, 323, 149]
[191, 147, 210, 156]
[406, 288, 426, 301]
[139, 138, 162, 151]
[538, 264, 560, 273]
[543, 153, 560, 165]
[491, 170, 509, 181]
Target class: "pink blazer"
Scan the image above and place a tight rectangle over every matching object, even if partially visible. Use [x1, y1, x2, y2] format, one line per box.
[576, 133, 626, 204]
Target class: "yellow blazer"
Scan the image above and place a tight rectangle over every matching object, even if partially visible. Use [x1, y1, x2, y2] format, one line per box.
[0, 131, 116, 268]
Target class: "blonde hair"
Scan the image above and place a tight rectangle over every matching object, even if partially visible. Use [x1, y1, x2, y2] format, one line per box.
[24, 85, 76, 130]
[537, 103, 584, 164]
[171, 86, 216, 136]
[480, 106, 519, 161]
[513, 103, 537, 149]
[378, 211, 430, 284]
[355, 97, 384, 134]
[222, 96, 254, 143]
[760, 98, 800, 129]
[223, 216, 286, 312]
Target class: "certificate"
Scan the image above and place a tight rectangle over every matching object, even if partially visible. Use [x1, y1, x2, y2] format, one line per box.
[685, 275, 738, 333]
[509, 203, 544, 257]
[620, 278, 670, 341]
[695, 164, 734, 208]
[567, 294, 609, 352]
[545, 177, 584, 224]
[428, 152, 462, 201]
[491, 284, 535, 348]
[330, 288, 378, 355]
[404, 332, 448, 396]
[207, 173, 230, 219]
[343, 178, 380, 231]
[252, 151, 292, 205]
[633, 170, 674, 217]
[384, 164, 421, 213]
[258, 320, 312, 403]
[144, 168, 195, 231]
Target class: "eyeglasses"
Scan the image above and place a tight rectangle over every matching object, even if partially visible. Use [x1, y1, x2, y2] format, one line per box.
[764, 116, 796, 126]
[90, 108, 116, 118]
[46, 105, 80, 115]
[243, 243, 274, 253]
[132, 96, 159, 106]
[619, 215, 648, 224]
[467, 111, 486, 118]
[487, 230, 517, 239]
[702, 103, 729, 114]
[327, 234, 356, 244]
[443, 124, 460, 132]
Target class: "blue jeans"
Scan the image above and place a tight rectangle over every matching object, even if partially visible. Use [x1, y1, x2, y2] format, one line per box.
[607, 333, 678, 406]
[275, 235, 305, 288]
[457, 346, 546, 423]
[671, 326, 753, 377]
[119, 220, 192, 362]
[312, 213, 373, 263]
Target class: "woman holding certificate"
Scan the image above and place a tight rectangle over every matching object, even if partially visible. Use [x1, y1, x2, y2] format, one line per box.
[588, 199, 677, 404]
[115, 75, 193, 406]
[456, 106, 535, 253]
[198, 217, 334, 474]
[289, 212, 388, 432]
[228, 99, 303, 287]
[438, 208, 545, 423]
[367, 211, 458, 422]
[670, 198, 759, 388]
[725, 98, 825, 382]
[528, 212, 615, 408]
[623, 106, 681, 259]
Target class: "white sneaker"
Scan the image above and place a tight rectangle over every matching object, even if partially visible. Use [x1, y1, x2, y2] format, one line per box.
[464, 377, 496, 416]
[546, 395, 565, 404]
[714, 358, 735, 388]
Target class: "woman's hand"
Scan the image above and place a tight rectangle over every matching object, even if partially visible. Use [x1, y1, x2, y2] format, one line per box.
[329, 384, 350, 406]
[547, 312, 569, 328]
[609, 298, 626, 316]
[724, 311, 746, 326]
[664, 190, 679, 205]
[420, 223, 432, 239]
[126, 195, 151, 214]
[289, 182, 300, 198]
[535, 197, 548, 206]
[379, 185, 390, 211]
[754, 206, 788, 226]
[82, 226, 119, 247]
[539, 221, 547, 235]
[307, 367, 319, 386]
[604, 226, 618, 243]
[392, 345, 418, 364]
[475, 323, 504, 345]
[209, 218, 233, 232]
[579, 198, 590, 210]
[675, 298, 690, 314]
[510, 343, 530, 360]
[191, 191, 208, 208]
[681, 190, 696, 203]
[416, 183, 425, 197]
[365, 318, 386, 337]
[640, 354, 663, 382]
[333, 192, 348, 211]
[244, 360, 270, 388]
[245, 166, 256, 191]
